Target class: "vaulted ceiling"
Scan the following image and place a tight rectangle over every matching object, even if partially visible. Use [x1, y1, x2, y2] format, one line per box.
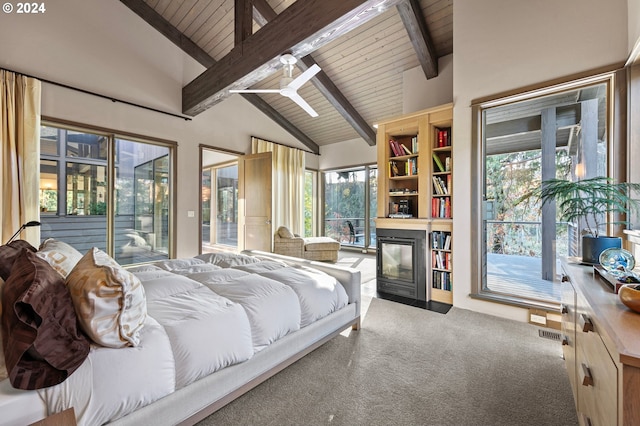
[120, 0, 453, 154]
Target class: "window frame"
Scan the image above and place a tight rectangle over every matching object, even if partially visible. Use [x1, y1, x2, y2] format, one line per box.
[40, 117, 177, 263]
[469, 69, 625, 309]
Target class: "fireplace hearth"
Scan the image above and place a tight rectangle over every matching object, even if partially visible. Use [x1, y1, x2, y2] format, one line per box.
[376, 228, 426, 302]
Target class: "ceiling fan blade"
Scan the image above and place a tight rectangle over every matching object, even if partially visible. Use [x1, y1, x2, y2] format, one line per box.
[288, 64, 321, 91]
[288, 93, 318, 117]
[229, 89, 281, 93]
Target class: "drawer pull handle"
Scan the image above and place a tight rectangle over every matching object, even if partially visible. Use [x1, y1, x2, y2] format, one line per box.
[580, 363, 594, 387]
[579, 314, 594, 333]
[561, 274, 570, 282]
[561, 304, 569, 314]
[562, 336, 569, 346]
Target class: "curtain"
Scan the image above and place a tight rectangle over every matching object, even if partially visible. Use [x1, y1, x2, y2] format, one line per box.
[252, 137, 305, 235]
[1, 70, 41, 246]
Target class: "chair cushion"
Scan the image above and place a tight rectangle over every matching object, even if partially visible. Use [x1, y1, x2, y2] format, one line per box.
[277, 227, 295, 239]
[303, 237, 340, 251]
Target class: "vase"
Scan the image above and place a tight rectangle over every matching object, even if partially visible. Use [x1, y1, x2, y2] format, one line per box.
[581, 235, 622, 265]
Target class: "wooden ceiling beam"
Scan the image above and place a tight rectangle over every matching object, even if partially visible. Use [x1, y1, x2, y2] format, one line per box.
[182, 0, 404, 117]
[119, 0, 319, 154]
[396, 0, 438, 79]
[235, 0, 253, 46]
[251, 0, 376, 146]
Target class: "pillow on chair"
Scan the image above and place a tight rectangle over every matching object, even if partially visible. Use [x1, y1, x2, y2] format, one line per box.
[277, 227, 295, 239]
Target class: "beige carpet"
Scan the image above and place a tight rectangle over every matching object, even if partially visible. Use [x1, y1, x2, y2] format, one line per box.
[197, 298, 577, 426]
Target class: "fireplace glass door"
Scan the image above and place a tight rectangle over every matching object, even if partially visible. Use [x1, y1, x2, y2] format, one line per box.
[380, 240, 414, 282]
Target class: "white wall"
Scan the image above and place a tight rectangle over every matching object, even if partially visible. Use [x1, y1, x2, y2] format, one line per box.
[403, 54, 453, 113]
[318, 138, 377, 170]
[630, 0, 640, 56]
[0, 0, 311, 258]
[452, 0, 628, 321]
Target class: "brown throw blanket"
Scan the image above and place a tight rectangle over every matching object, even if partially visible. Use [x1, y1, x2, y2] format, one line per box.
[1, 248, 89, 390]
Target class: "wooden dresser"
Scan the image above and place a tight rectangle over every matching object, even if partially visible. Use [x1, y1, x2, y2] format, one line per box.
[561, 260, 640, 426]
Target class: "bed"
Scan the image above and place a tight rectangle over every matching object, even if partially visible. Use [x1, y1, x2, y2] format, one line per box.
[0, 242, 361, 426]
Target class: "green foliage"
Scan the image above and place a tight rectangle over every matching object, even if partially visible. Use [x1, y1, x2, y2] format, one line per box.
[517, 177, 640, 237]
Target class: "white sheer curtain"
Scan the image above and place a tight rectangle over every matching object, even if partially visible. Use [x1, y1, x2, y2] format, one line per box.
[1, 70, 41, 246]
[252, 137, 305, 235]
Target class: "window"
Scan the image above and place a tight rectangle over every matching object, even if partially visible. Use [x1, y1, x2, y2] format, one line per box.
[323, 165, 377, 249]
[304, 170, 317, 237]
[39, 122, 175, 265]
[472, 72, 618, 306]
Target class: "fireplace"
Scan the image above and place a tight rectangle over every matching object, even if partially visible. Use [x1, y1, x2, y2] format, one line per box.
[376, 228, 426, 301]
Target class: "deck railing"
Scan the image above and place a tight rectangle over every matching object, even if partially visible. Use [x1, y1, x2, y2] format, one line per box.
[486, 220, 577, 258]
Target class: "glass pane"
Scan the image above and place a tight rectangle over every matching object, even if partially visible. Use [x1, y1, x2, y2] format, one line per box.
[40, 126, 59, 156]
[66, 163, 107, 216]
[215, 165, 238, 246]
[380, 242, 413, 281]
[304, 170, 314, 237]
[202, 169, 212, 246]
[324, 169, 366, 247]
[114, 138, 171, 265]
[39, 160, 58, 214]
[368, 167, 377, 249]
[482, 81, 608, 304]
[66, 130, 108, 160]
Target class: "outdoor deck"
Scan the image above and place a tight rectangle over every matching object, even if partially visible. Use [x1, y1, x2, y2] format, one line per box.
[487, 253, 562, 302]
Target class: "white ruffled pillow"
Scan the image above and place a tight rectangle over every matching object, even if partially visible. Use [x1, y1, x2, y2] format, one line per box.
[66, 248, 147, 348]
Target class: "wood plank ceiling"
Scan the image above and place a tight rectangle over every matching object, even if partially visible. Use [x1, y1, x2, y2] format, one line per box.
[124, 0, 453, 153]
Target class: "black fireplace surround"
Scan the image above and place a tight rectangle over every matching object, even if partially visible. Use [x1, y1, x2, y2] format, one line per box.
[376, 228, 426, 302]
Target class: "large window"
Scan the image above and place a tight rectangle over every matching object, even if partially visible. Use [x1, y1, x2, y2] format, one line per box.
[323, 165, 377, 250]
[39, 122, 175, 265]
[473, 72, 618, 306]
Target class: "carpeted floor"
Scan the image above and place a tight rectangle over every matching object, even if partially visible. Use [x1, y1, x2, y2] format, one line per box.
[197, 297, 577, 426]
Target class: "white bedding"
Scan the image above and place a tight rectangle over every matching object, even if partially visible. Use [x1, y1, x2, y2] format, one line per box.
[39, 316, 175, 426]
[195, 273, 301, 352]
[0, 254, 351, 426]
[261, 265, 349, 327]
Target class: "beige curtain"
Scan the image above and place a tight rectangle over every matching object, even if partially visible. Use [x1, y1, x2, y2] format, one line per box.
[252, 137, 305, 235]
[1, 70, 41, 246]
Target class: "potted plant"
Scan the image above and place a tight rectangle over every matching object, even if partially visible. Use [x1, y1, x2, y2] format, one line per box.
[518, 176, 640, 264]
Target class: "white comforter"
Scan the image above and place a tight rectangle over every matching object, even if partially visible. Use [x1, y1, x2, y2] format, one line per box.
[21, 254, 348, 426]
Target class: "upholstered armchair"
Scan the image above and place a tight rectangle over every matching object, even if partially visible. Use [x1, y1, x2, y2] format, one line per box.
[273, 226, 340, 262]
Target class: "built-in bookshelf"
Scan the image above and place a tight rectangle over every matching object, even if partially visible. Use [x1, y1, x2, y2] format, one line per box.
[376, 104, 454, 305]
[431, 127, 452, 219]
[430, 225, 452, 304]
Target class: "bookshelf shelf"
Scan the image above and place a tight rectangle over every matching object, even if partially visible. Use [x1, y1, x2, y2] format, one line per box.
[376, 104, 453, 305]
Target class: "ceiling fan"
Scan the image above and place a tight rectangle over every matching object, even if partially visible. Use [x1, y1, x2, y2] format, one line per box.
[229, 54, 321, 117]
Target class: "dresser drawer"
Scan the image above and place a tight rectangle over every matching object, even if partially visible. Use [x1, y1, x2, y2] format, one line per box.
[575, 293, 617, 426]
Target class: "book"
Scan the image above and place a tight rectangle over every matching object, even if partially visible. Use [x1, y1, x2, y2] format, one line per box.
[436, 128, 451, 147]
[401, 144, 412, 155]
[389, 140, 402, 157]
[433, 153, 445, 172]
[445, 156, 451, 171]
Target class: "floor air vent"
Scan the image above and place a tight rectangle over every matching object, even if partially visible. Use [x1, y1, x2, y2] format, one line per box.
[538, 329, 562, 341]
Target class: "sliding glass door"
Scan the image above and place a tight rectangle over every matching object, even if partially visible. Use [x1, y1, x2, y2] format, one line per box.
[39, 122, 175, 265]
